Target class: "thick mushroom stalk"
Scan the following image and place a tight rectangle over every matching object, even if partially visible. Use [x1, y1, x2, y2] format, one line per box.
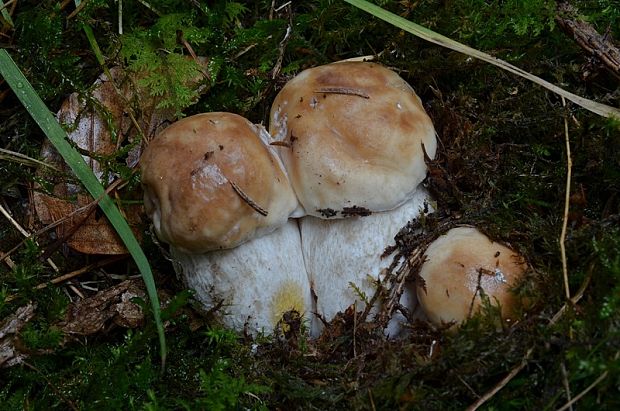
[172, 220, 311, 333]
[140, 112, 312, 335]
[301, 189, 432, 336]
[417, 226, 529, 328]
[269, 62, 437, 336]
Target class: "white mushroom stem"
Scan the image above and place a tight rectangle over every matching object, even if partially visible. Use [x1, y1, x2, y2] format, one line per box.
[300, 188, 432, 337]
[172, 220, 313, 335]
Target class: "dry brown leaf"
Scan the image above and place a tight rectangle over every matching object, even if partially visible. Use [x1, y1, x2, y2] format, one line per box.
[60, 279, 146, 336]
[33, 60, 208, 254]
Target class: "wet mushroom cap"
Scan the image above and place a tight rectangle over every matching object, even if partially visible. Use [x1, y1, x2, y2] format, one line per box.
[417, 226, 528, 326]
[269, 61, 437, 218]
[140, 112, 298, 253]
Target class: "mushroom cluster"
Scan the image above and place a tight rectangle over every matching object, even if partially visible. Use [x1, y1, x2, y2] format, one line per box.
[268, 62, 436, 336]
[140, 61, 528, 337]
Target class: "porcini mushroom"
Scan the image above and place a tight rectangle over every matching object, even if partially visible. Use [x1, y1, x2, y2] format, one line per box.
[269, 62, 437, 335]
[417, 226, 528, 327]
[270, 61, 436, 217]
[140, 112, 312, 334]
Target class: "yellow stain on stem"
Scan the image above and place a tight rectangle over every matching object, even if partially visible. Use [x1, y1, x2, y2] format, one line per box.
[271, 280, 305, 327]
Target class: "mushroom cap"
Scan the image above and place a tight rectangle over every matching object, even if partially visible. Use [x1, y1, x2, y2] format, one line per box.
[417, 226, 528, 326]
[140, 112, 299, 253]
[269, 62, 437, 218]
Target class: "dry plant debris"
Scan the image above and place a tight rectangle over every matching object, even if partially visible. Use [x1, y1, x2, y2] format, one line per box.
[60, 279, 146, 336]
[0, 303, 36, 368]
[33, 62, 208, 255]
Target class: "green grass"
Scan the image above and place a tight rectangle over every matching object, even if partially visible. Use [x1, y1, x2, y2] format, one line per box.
[0, 50, 166, 368]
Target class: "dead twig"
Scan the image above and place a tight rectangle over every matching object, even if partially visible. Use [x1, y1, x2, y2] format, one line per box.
[0, 201, 59, 272]
[465, 267, 594, 410]
[560, 97, 572, 301]
[228, 180, 269, 217]
[5, 255, 126, 302]
[23, 361, 80, 411]
[270, 4, 293, 80]
[550, 259, 593, 326]
[314, 87, 370, 99]
[555, 371, 608, 411]
[465, 348, 534, 411]
[556, 2, 620, 79]
[560, 362, 574, 411]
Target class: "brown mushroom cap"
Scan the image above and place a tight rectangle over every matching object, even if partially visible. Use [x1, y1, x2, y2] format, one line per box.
[269, 62, 437, 218]
[417, 226, 528, 326]
[140, 112, 298, 253]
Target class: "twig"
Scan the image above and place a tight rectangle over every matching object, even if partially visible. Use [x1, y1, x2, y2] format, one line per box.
[0, 201, 30, 238]
[556, 2, 620, 78]
[275, 1, 292, 12]
[68, 283, 86, 299]
[136, 0, 161, 16]
[37, 255, 126, 289]
[0, 250, 15, 269]
[0, 202, 59, 272]
[465, 267, 593, 410]
[465, 348, 534, 411]
[0, 198, 104, 265]
[0, 148, 62, 171]
[368, 388, 377, 411]
[555, 371, 608, 411]
[67, 0, 88, 19]
[5, 255, 126, 302]
[560, 362, 574, 411]
[117, 0, 122, 35]
[37, 200, 98, 262]
[314, 87, 370, 99]
[228, 180, 268, 217]
[550, 263, 592, 325]
[23, 361, 80, 411]
[560, 97, 572, 300]
[37, 175, 129, 261]
[457, 374, 480, 399]
[270, 14, 292, 79]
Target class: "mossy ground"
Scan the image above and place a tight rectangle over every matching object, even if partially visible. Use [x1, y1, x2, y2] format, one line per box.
[1, 1, 619, 409]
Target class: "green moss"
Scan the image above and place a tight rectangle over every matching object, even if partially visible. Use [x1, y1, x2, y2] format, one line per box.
[1, 0, 620, 409]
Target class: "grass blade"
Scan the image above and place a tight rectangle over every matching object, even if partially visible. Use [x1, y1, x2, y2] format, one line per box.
[0, 0, 14, 27]
[344, 0, 620, 119]
[0, 49, 167, 368]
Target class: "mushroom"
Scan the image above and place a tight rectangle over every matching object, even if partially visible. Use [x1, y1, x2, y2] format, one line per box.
[269, 62, 437, 335]
[140, 112, 312, 335]
[417, 226, 529, 328]
[299, 189, 432, 336]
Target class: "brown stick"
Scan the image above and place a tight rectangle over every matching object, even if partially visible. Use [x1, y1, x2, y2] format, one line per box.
[556, 2, 620, 78]
[228, 180, 269, 217]
[314, 87, 370, 99]
[465, 348, 534, 411]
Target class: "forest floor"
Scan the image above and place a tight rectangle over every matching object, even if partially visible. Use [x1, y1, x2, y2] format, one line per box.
[1, 1, 619, 410]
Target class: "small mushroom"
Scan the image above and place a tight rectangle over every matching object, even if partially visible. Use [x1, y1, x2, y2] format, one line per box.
[140, 112, 312, 334]
[417, 226, 529, 328]
[269, 62, 437, 335]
